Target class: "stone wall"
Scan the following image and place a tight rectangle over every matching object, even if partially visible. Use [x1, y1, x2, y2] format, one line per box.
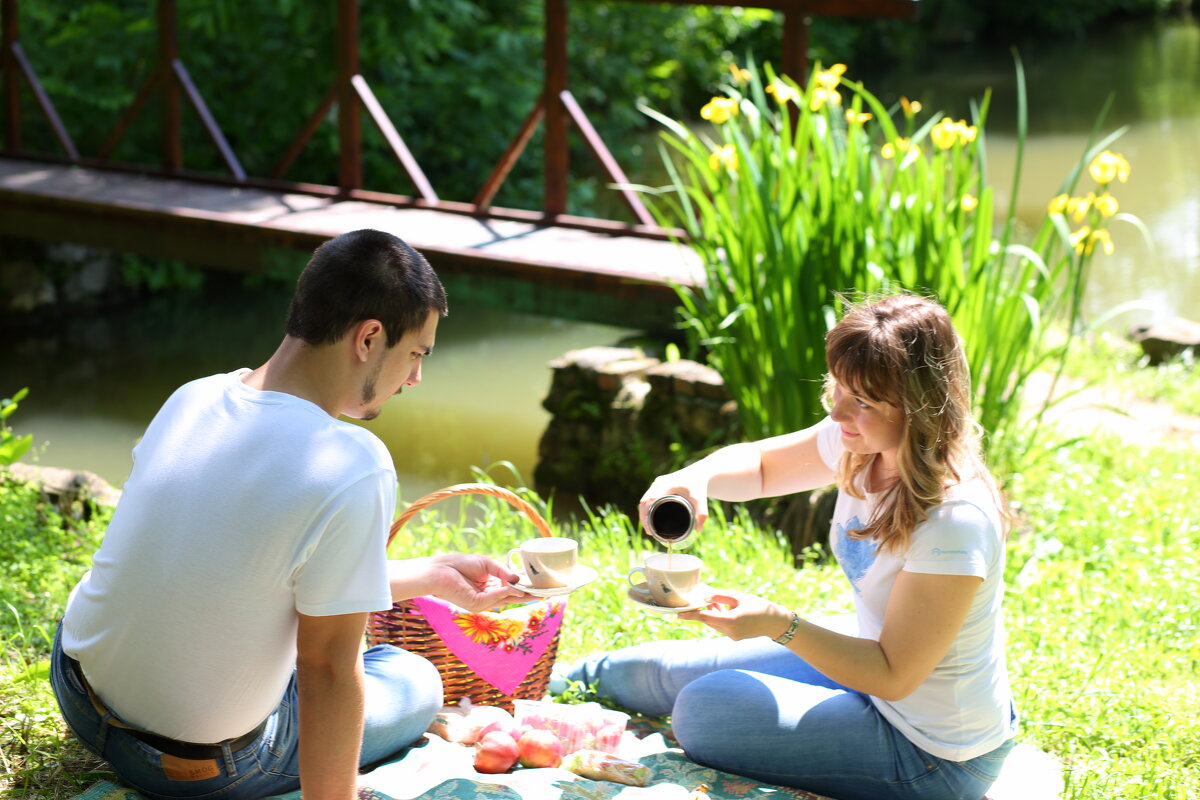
[0, 237, 128, 317]
[534, 346, 741, 515]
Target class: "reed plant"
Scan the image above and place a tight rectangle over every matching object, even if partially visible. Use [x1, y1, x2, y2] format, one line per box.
[638, 59, 1148, 478]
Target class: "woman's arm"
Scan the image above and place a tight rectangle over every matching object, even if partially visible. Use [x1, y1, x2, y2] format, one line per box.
[686, 571, 981, 700]
[641, 422, 836, 531]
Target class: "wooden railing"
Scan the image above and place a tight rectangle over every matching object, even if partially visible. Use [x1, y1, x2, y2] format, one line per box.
[1, 0, 918, 234]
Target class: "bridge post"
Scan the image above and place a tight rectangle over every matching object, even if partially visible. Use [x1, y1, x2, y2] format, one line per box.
[781, 8, 812, 83]
[544, 0, 569, 217]
[2, 0, 18, 151]
[158, 0, 182, 172]
[336, 0, 361, 193]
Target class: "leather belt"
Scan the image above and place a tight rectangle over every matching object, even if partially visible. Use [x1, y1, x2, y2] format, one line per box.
[67, 655, 267, 760]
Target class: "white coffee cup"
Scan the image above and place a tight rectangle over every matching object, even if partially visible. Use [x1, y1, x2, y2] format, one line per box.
[507, 537, 578, 589]
[627, 553, 703, 608]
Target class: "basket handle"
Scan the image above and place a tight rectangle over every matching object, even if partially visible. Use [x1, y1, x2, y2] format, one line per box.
[387, 482, 553, 545]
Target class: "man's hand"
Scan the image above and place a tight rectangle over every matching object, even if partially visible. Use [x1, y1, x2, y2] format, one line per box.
[390, 555, 534, 611]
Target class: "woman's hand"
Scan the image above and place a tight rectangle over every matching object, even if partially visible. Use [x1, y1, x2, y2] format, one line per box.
[638, 474, 710, 534]
[678, 589, 794, 642]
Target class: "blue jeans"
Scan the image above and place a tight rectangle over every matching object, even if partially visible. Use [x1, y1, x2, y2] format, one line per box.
[565, 635, 1016, 800]
[50, 625, 442, 799]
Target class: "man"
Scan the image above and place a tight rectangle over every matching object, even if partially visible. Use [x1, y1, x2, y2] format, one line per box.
[50, 229, 530, 799]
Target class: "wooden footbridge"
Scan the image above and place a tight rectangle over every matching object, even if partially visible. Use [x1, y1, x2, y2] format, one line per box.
[0, 0, 917, 329]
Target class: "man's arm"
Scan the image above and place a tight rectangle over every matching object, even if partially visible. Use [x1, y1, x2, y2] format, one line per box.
[388, 554, 533, 611]
[296, 611, 369, 800]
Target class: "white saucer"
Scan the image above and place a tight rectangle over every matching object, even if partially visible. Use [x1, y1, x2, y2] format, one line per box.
[515, 565, 598, 597]
[626, 582, 712, 614]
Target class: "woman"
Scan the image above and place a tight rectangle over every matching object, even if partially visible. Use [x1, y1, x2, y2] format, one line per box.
[562, 295, 1018, 800]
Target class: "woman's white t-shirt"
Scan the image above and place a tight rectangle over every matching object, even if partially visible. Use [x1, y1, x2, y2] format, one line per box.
[816, 417, 1017, 761]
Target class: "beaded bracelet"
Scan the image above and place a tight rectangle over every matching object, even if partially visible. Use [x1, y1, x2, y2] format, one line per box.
[773, 611, 801, 645]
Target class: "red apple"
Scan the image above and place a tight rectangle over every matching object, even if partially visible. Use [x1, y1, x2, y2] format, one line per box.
[517, 728, 564, 768]
[474, 730, 520, 774]
[477, 717, 522, 742]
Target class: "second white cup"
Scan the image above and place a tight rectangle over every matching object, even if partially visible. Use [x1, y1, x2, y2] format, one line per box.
[508, 536, 578, 588]
[628, 552, 703, 608]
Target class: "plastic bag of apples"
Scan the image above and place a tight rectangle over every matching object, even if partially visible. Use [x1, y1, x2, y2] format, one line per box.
[427, 697, 641, 781]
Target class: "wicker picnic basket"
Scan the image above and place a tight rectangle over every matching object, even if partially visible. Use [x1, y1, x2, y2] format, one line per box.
[365, 483, 562, 712]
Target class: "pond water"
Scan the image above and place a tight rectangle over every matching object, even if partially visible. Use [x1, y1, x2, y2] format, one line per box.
[2, 280, 636, 497]
[5, 16, 1196, 496]
[860, 15, 1200, 328]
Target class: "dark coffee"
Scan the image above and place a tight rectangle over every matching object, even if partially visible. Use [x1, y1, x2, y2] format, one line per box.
[648, 495, 695, 542]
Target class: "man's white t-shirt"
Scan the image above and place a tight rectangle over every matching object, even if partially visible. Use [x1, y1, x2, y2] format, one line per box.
[62, 370, 396, 743]
[816, 417, 1017, 761]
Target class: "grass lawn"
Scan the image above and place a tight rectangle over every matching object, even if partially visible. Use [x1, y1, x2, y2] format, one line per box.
[2, 344, 1197, 800]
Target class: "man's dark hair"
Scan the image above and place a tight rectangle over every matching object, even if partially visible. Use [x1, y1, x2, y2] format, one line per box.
[285, 229, 448, 347]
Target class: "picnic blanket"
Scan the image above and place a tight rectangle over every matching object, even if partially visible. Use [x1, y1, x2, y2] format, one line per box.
[69, 715, 1060, 800]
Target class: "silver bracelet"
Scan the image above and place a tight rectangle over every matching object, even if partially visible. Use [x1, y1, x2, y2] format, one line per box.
[773, 611, 801, 645]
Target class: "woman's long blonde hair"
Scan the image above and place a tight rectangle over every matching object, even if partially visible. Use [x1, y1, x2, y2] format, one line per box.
[823, 294, 1005, 555]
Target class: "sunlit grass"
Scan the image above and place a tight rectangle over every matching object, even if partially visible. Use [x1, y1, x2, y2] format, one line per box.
[1057, 330, 1200, 417]
[1004, 436, 1199, 799]
[0, 615, 110, 800]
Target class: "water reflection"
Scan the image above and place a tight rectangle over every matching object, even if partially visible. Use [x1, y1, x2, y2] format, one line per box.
[864, 16, 1200, 326]
[2, 277, 635, 497]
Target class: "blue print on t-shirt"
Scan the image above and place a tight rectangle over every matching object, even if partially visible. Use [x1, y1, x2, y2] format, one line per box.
[834, 516, 877, 591]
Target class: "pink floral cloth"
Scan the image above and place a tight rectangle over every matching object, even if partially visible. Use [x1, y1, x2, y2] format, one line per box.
[410, 596, 566, 695]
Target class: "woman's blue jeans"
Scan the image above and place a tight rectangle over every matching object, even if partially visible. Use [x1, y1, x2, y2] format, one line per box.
[50, 624, 442, 800]
[564, 633, 1016, 800]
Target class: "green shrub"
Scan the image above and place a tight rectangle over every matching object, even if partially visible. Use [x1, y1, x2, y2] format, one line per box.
[1, 389, 34, 467]
[0, 478, 110, 639]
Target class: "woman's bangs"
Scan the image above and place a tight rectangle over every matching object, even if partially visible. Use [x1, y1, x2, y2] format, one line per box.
[829, 345, 901, 406]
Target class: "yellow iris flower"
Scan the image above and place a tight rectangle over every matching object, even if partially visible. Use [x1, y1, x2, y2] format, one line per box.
[700, 97, 739, 124]
[1088, 150, 1131, 185]
[1070, 226, 1115, 256]
[882, 138, 917, 160]
[728, 63, 752, 83]
[931, 120, 957, 150]
[1050, 191, 1120, 221]
[1094, 192, 1119, 218]
[1070, 193, 1095, 223]
[709, 144, 738, 173]
[960, 194, 979, 212]
[815, 63, 847, 90]
[931, 118, 979, 150]
[810, 86, 842, 111]
[766, 81, 800, 105]
[900, 96, 922, 117]
[845, 109, 873, 125]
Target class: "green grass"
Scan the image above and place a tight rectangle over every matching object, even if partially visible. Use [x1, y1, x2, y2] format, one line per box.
[0, 477, 112, 800]
[1004, 437, 1199, 798]
[1057, 331, 1200, 418]
[2, 376, 1198, 799]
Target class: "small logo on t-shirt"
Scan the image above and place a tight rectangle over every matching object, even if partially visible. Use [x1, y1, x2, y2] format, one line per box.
[834, 516, 876, 592]
[931, 547, 969, 557]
